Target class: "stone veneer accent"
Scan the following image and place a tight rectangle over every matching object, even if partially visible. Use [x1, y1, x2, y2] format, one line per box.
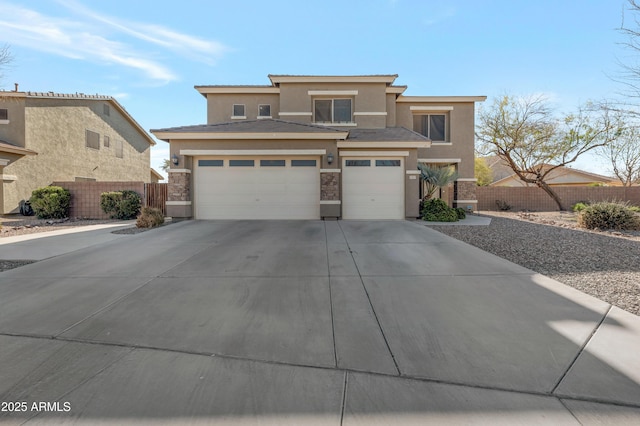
[321, 172, 340, 201]
[454, 180, 477, 204]
[168, 171, 191, 202]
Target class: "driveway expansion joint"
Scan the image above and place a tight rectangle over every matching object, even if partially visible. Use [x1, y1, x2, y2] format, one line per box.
[337, 220, 402, 377]
[3, 332, 640, 410]
[551, 304, 613, 395]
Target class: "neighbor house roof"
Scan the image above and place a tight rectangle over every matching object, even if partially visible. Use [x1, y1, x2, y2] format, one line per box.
[491, 164, 616, 187]
[150, 168, 164, 181]
[151, 119, 349, 141]
[0, 140, 38, 156]
[0, 91, 156, 146]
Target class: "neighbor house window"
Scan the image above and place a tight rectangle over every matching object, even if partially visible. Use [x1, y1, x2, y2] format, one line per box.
[0, 109, 7, 120]
[418, 114, 446, 141]
[85, 130, 100, 150]
[103, 104, 110, 116]
[232, 104, 246, 118]
[314, 99, 352, 123]
[115, 139, 123, 158]
[104, 135, 110, 148]
[258, 104, 271, 118]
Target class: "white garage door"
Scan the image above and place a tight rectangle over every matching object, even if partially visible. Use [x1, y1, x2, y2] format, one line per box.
[194, 157, 320, 219]
[342, 157, 405, 219]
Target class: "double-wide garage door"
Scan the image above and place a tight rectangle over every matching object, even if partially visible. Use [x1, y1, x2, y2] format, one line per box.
[194, 157, 320, 220]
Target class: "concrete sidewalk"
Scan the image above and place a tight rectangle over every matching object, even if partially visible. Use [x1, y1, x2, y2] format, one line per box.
[0, 220, 638, 424]
[0, 221, 134, 260]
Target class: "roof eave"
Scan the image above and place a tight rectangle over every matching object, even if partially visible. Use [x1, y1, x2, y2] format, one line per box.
[268, 75, 399, 85]
[150, 131, 349, 141]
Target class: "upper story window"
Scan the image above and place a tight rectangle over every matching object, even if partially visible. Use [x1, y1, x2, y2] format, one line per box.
[104, 135, 110, 148]
[85, 130, 100, 150]
[103, 104, 110, 116]
[258, 104, 271, 118]
[314, 99, 352, 124]
[232, 104, 246, 119]
[418, 114, 447, 142]
[0, 109, 8, 120]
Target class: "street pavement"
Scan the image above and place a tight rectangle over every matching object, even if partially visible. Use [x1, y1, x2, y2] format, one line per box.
[0, 220, 638, 425]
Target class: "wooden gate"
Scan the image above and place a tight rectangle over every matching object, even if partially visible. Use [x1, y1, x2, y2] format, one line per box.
[145, 183, 168, 215]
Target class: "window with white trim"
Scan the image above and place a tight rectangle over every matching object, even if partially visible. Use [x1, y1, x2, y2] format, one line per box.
[415, 114, 447, 142]
[232, 104, 246, 118]
[258, 104, 271, 118]
[314, 99, 352, 123]
[0, 109, 7, 120]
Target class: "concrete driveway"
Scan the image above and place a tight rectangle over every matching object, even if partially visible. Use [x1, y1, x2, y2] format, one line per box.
[0, 220, 639, 424]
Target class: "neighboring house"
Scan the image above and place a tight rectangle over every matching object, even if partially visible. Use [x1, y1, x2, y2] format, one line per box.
[150, 168, 165, 183]
[151, 74, 485, 220]
[491, 164, 617, 187]
[483, 155, 516, 183]
[0, 90, 155, 214]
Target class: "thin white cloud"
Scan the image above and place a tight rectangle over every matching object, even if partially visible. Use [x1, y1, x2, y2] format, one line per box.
[56, 0, 228, 65]
[0, 1, 227, 83]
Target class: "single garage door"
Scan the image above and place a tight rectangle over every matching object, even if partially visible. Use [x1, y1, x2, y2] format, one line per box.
[342, 157, 405, 219]
[194, 157, 320, 219]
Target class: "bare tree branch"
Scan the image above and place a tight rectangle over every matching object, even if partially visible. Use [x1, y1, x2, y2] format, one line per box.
[476, 95, 623, 210]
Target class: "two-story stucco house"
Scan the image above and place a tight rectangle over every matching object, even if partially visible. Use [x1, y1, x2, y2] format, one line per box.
[151, 74, 485, 220]
[0, 90, 155, 214]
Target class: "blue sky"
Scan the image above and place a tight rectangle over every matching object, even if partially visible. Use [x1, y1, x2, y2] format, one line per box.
[0, 0, 634, 176]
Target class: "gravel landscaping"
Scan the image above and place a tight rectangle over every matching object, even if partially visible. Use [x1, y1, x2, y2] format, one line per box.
[430, 212, 640, 316]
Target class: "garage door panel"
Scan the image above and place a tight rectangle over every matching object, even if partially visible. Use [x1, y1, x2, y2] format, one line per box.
[342, 157, 404, 220]
[195, 157, 320, 220]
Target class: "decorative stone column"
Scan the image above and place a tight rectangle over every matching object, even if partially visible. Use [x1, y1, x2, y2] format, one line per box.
[320, 169, 341, 219]
[454, 178, 478, 212]
[166, 169, 192, 218]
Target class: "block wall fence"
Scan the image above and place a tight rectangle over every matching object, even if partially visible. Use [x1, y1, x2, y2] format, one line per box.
[53, 181, 145, 219]
[477, 186, 640, 211]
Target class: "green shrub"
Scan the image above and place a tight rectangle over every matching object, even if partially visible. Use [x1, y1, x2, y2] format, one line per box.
[629, 205, 640, 213]
[136, 207, 165, 228]
[577, 202, 640, 230]
[495, 199, 512, 211]
[572, 202, 588, 212]
[455, 207, 466, 220]
[29, 186, 71, 219]
[422, 198, 459, 222]
[100, 190, 142, 219]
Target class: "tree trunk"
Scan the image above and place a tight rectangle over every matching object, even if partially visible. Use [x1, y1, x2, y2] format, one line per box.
[537, 181, 566, 211]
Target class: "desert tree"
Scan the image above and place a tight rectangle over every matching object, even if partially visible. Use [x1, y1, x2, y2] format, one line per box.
[0, 44, 12, 84]
[598, 122, 640, 186]
[474, 157, 493, 186]
[476, 95, 623, 210]
[161, 158, 171, 173]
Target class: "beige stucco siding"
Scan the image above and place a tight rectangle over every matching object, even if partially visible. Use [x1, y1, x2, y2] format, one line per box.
[0, 97, 26, 147]
[397, 102, 476, 178]
[207, 94, 280, 123]
[278, 82, 387, 127]
[2, 99, 150, 213]
[170, 139, 338, 169]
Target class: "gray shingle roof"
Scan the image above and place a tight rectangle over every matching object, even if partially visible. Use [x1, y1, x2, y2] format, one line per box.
[346, 127, 429, 142]
[151, 119, 346, 134]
